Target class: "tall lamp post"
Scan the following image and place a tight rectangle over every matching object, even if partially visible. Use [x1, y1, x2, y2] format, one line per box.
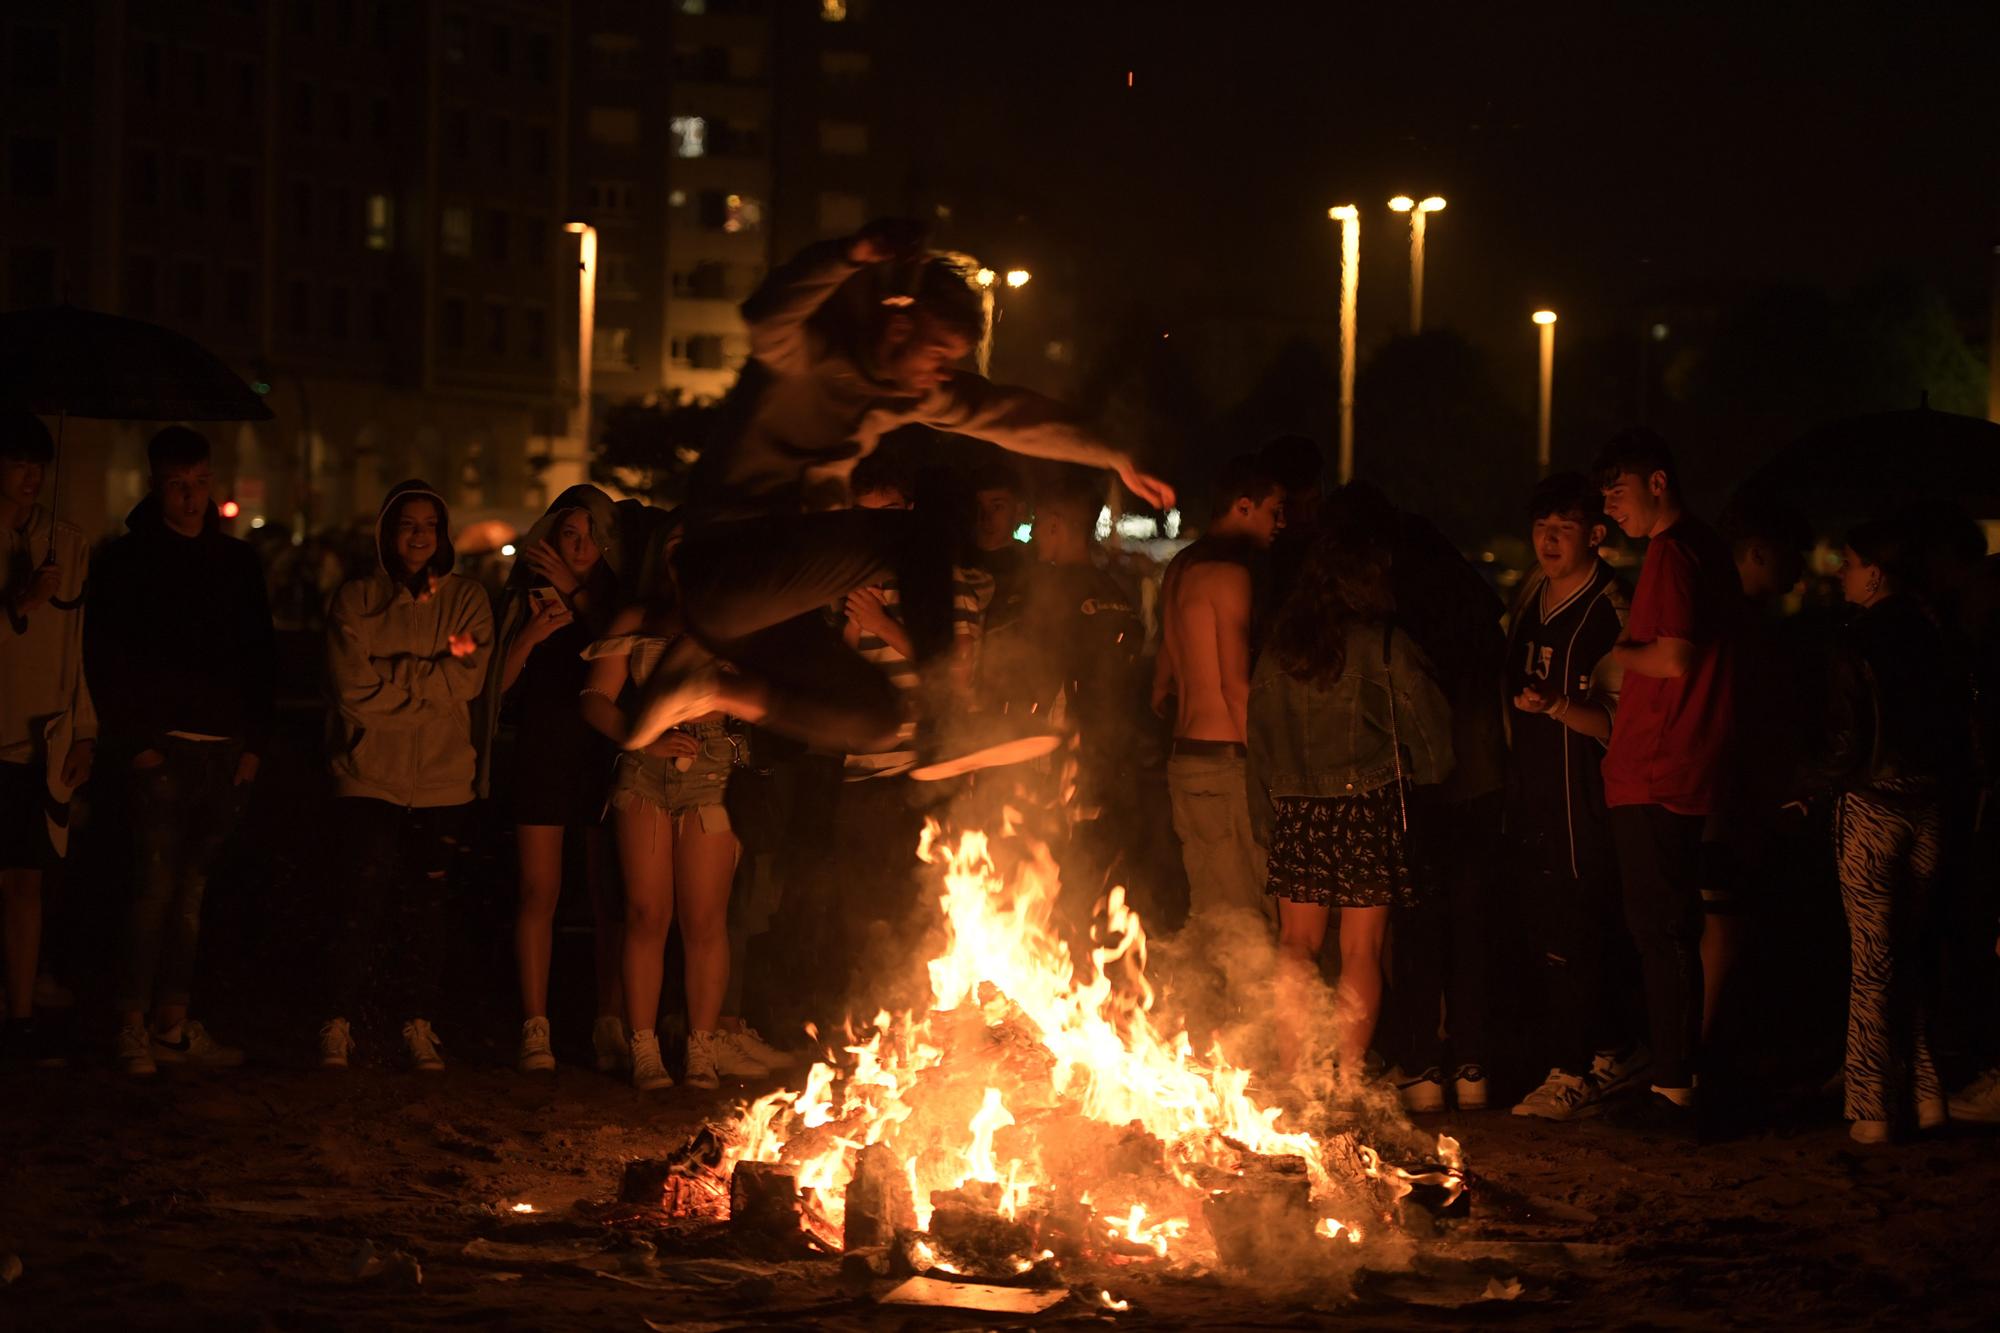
[1532, 309, 1557, 474]
[973, 266, 1031, 376]
[1387, 195, 1446, 332]
[564, 222, 598, 476]
[1329, 204, 1360, 483]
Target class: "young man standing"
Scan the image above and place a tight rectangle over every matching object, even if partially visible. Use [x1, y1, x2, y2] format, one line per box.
[85, 426, 275, 1076]
[1596, 429, 1740, 1131]
[625, 218, 1172, 778]
[967, 461, 1031, 621]
[1502, 473, 1644, 1120]
[1154, 455, 1284, 926]
[0, 412, 95, 1067]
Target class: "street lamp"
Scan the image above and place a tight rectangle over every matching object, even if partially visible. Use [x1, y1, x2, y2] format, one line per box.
[564, 222, 597, 474]
[1532, 309, 1557, 474]
[1388, 194, 1445, 332]
[973, 265, 1031, 375]
[1329, 205, 1359, 483]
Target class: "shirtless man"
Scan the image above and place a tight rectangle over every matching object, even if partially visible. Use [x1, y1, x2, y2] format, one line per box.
[624, 219, 1173, 779]
[1153, 454, 1285, 922]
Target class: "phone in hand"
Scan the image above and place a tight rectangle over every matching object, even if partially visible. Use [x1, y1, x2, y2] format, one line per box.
[529, 586, 564, 615]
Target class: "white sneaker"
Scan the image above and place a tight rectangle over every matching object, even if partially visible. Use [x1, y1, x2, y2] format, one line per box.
[1948, 1067, 2000, 1124]
[517, 1017, 556, 1073]
[630, 1029, 674, 1091]
[1590, 1044, 1651, 1099]
[685, 1030, 724, 1089]
[319, 1018, 355, 1070]
[152, 1020, 244, 1068]
[1453, 1064, 1489, 1110]
[720, 1026, 797, 1073]
[1387, 1064, 1446, 1112]
[593, 1015, 629, 1074]
[118, 1022, 157, 1077]
[402, 1019, 445, 1073]
[1512, 1068, 1603, 1121]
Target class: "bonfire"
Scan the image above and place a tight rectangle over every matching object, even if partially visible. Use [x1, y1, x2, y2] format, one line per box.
[647, 825, 1464, 1280]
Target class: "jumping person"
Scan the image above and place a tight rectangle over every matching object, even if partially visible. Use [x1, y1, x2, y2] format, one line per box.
[483, 486, 627, 1075]
[1155, 454, 1285, 926]
[1249, 517, 1453, 1081]
[619, 218, 1173, 780]
[318, 481, 491, 1073]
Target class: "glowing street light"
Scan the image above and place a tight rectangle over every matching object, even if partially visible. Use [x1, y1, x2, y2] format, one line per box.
[1388, 195, 1446, 332]
[1532, 309, 1557, 474]
[974, 266, 1032, 375]
[1005, 268, 1031, 289]
[1329, 205, 1360, 483]
[565, 222, 598, 461]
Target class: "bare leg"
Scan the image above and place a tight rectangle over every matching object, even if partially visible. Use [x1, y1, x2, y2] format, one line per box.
[1275, 897, 1332, 1074]
[514, 825, 564, 1020]
[1, 869, 40, 1019]
[586, 828, 624, 1021]
[617, 803, 676, 1037]
[1334, 906, 1391, 1075]
[676, 819, 741, 1035]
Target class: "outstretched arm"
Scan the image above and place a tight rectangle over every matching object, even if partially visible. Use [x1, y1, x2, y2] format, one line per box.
[921, 373, 1176, 509]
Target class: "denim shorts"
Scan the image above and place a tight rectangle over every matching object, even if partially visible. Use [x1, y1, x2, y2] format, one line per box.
[609, 721, 737, 831]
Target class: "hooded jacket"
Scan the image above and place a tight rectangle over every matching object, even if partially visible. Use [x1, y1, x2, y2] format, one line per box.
[474, 484, 622, 799]
[688, 239, 1123, 518]
[84, 492, 274, 755]
[1, 503, 96, 764]
[326, 480, 493, 808]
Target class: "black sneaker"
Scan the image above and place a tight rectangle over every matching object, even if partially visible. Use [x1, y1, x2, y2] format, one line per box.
[0, 1017, 68, 1069]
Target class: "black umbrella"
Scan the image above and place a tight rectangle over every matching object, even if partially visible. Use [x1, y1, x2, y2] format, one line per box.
[0, 304, 273, 560]
[1740, 405, 2000, 529]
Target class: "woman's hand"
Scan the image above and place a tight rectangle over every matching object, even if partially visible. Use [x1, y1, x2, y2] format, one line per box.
[520, 596, 573, 647]
[521, 540, 579, 597]
[642, 730, 700, 760]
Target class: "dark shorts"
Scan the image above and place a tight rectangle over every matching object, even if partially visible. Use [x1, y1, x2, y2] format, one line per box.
[1266, 785, 1424, 909]
[0, 760, 50, 871]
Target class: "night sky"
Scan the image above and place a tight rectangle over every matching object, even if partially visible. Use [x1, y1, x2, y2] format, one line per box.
[898, 0, 2000, 360]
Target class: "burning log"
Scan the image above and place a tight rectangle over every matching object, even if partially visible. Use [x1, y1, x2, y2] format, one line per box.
[844, 1143, 917, 1251]
[620, 1124, 730, 1215]
[618, 1158, 674, 1207]
[729, 1161, 805, 1250]
[1200, 1154, 1313, 1270]
[928, 1183, 1036, 1276]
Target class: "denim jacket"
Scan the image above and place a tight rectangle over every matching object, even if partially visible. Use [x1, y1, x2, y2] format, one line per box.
[1246, 622, 1456, 844]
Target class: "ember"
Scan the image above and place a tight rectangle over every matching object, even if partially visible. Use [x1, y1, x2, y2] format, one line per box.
[682, 827, 1463, 1274]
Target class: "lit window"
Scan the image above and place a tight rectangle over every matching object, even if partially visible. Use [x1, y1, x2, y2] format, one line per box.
[817, 191, 864, 234]
[587, 106, 639, 146]
[821, 0, 847, 20]
[440, 206, 471, 257]
[721, 193, 762, 234]
[365, 193, 393, 250]
[819, 121, 866, 155]
[670, 115, 706, 159]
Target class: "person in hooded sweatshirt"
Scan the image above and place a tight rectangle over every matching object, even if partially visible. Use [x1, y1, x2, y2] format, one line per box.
[316, 480, 492, 1073]
[477, 485, 627, 1076]
[84, 426, 274, 1076]
[0, 410, 96, 1069]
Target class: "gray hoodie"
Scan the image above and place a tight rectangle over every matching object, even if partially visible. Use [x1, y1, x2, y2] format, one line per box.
[326, 480, 494, 808]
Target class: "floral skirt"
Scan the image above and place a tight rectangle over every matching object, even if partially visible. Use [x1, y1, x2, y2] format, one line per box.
[1266, 785, 1425, 908]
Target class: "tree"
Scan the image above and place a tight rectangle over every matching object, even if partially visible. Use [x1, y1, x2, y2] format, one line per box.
[592, 391, 719, 504]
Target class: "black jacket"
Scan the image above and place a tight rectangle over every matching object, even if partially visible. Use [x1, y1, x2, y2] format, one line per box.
[1801, 594, 1971, 800]
[84, 495, 276, 755]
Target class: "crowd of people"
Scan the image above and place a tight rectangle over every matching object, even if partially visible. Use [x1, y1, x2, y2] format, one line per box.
[4, 218, 1999, 1152]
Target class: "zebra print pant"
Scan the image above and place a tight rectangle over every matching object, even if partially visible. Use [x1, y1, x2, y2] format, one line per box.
[1835, 783, 1943, 1124]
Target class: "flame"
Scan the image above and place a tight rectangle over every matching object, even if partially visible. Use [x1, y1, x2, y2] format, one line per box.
[509, 1202, 535, 1214]
[1316, 1216, 1364, 1244]
[1098, 1289, 1131, 1311]
[713, 825, 1448, 1259]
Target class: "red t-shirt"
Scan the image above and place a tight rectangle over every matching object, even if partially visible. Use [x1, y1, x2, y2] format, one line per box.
[1601, 519, 1737, 815]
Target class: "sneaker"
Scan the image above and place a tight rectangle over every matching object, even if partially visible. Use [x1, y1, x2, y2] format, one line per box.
[1453, 1064, 1489, 1110]
[0, 1017, 66, 1069]
[319, 1018, 355, 1070]
[402, 1019, 445, 1073]
[685, 1030, 723, 1089]
[1849, 1118, 1892, 1145]
[517, 1017, 556, 1073]
[721, 1026, 798, 1073]
[118, 1022, 158, 1077]
[1387, 1064, 1446, 1113]
[593, 1015, 629, 1074]
[151, 1020, 244, 1068]
[1512, 1068, 1603, 1121]
[624, 640, 724, 752]
[1590, 1044, 1651, 1099]
[1947, 1067, 2000, 1124]
[630, 1028, 674, 1091]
